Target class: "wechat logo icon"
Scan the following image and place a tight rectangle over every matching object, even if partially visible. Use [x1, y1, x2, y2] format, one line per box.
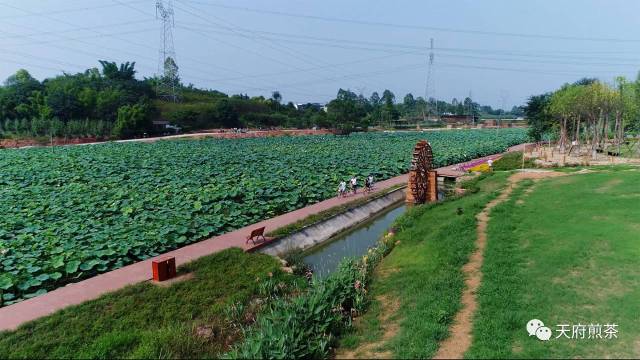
[527, 319, 552, 341]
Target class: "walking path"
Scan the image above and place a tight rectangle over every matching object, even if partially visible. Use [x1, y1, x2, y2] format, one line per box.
[0, 175, 407, 331]
[0, 145, 527, 331]
[3, 129, 331, 149]
[433, 170, 566, 359]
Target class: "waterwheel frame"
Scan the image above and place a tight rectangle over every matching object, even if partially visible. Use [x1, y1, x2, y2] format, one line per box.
[407, 140, 435, 204]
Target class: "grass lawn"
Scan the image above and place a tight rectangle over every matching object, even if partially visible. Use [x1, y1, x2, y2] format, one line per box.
[337, 172, 510, 358]
[0, 248, 295, 359]
[467, 167, 640, 358]
[492, 151, 535, 171]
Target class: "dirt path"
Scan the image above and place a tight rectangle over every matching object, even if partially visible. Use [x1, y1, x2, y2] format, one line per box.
[433, 170, 566, 359]
[1, 129, 332, 149]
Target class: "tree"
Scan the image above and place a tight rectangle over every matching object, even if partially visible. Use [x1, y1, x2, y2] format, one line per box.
[525, 93, 553, 141]
[271, 91, 282, 104]
[271, 90, 282, 113]
[213, 98, 240, 128]
[549, 85, 578, 152]
[381, 89, 395, 106]
[0, 69, 42, 119]
[161, 57, 180, 91]
[403, 93, 416, 115]
[381, 89, 399, 122]
[369, 92, 380, 106]
[99, 61, 136, 81]
[327, 88, 367, 130]
[112, 103, 152, 138]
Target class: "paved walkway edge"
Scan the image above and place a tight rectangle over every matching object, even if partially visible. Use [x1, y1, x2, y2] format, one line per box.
[0, 144, 527, 331]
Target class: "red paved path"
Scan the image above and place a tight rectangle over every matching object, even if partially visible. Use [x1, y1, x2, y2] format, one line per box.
[0, 144, 526, 331]
[0, 176, 408, 331]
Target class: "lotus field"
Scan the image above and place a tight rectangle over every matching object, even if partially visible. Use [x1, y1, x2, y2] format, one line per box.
[0, 129, 527, 305]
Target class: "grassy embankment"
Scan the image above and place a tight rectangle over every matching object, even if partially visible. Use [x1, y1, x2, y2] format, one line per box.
[0, 249, 296, 359]
[339, 165, 640, 359]
[338, 172, 510, 358]
[468, 166, 640, 358]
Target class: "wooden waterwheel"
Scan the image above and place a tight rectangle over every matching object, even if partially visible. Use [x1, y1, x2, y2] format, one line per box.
[406, 140, 437, 205]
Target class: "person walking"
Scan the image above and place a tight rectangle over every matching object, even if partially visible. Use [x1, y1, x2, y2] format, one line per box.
[337, 180, 347, 197]
[350, 176, 358, 195]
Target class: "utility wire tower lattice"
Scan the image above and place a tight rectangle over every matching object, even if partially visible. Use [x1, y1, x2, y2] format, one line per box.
[156, 0, 179, 102]
[406, 140, 438, 205]
[423, 38, 437, 122]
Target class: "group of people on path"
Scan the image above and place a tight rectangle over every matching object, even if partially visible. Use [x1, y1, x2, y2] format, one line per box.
[337, 174, 375, 198]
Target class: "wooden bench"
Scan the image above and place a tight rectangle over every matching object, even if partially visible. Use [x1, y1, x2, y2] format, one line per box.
[246, 226, 266, 244]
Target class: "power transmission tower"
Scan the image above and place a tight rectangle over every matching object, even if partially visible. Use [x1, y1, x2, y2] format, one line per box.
[423, 38, 436, 122]
[499, 90, 509, 129]
[156, 0, 179, 102]
[468, 90, 474, 126]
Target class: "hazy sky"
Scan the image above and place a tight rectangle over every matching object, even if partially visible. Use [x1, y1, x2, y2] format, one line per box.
[2, 0, 640, 108]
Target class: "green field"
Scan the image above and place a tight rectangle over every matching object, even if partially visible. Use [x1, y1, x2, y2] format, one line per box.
[339, 167, 640, 359]
[0, 248, 294, 359]
[468, 167, 640, 358]
[0, 129, 526, 305]
[337, 173, 509, 358]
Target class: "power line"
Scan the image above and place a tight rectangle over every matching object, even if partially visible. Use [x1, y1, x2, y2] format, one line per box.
[173, 0, 383, 91]
[4, 23, 159, 48]
[0, 26, 158, 73]
[0, 2, 158, 53]
[108, 0, 258, 78]
[178, 0, 640, 43]
[0, 0, 149, 20]
[112, 0, 154, 18]
[174, 22, 640, 64]
[0, 5, 274, 92]
[177, 1, 326, 68]
[105, 2, 345, 97]
[0, 56, 81, 73]
[0, 19, 156, 40]
[170, 5, 359, 96]
[1, 47, 89, 71]
[437, 62, 623, 77]
[201, 52, 417, 83]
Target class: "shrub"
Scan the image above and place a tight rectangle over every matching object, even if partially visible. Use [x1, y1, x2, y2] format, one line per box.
[226, 234, 395, 359]
[112, 103, 152, 138]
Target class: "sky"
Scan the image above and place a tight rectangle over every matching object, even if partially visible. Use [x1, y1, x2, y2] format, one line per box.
[2, 0, 640, 109]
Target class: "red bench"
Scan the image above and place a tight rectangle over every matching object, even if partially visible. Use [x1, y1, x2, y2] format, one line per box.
[246, 226, 267, 244]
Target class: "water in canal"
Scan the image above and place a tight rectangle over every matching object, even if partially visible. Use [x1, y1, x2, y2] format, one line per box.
[303, 203, 406, 279]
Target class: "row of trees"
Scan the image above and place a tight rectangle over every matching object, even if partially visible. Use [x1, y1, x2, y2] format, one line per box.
[526, 77, 640, 157]
[0, 60, 520, 140]
[163, 87, 517, 133]
[324, 88, 521, 130]
[0, 62, 154, 139]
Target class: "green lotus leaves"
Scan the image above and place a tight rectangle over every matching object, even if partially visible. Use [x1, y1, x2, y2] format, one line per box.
[0, 129, 527, 306]
[0, 275, 13, 290]
[65, 260, 81, 274]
